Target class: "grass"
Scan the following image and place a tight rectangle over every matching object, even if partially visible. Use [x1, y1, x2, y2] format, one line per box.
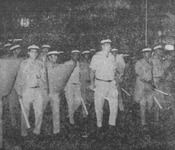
[2, 93, 175, 150]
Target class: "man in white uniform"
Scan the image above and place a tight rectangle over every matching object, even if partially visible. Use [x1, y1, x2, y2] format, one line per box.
[90, 39, 118, 136]
[65, 50, 83, 127]
[15, 45, 45, 138]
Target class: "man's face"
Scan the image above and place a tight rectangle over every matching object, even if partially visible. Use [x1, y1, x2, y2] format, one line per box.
[84, 53, 90, 60]
[28, 49, 38, 59]
[90, 51, 96, 56]
[71, 52, 80, 61]
[14, 48, 21, 55]
[42, 48, 49, 54]
[102, 43, 111, 52]
[111, 51, 118, 57]
[5, 47, 11, 53]
[143, 51, 151, 58]
[49, 54, 58, 63]
[154, 49, 163, 57]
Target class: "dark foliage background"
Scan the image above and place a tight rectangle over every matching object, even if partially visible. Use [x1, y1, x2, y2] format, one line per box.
[0, 0, 175, 53]
[1, 0, 175, 149]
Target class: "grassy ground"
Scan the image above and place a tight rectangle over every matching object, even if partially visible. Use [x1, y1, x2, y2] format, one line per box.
[2, 93, 175, 150]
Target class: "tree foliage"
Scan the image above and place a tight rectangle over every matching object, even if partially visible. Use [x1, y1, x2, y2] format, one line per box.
[0, 0, 175, 53]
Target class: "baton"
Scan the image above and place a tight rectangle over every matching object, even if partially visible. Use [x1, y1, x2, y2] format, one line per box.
[121, 88, 131, 96]
[19, 98, 31, 128]
[155, 88, 169, 96]
[93, 88, 111, 101]
[153, 96, 162, 109]
[80, 97, 88, 116]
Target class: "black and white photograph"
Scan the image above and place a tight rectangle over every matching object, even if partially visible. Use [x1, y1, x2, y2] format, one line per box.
[0, 0, 175, 149]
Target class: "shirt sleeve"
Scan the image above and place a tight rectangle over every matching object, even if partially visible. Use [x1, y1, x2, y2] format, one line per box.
[90, 55, 99, 71]
[14, 62, 25, 96]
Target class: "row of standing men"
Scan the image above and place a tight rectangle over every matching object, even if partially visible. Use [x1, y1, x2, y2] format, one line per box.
[2, 38, 175, 141]
[1, 39, 126, 140]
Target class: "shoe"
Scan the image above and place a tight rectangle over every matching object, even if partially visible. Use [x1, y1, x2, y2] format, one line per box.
[105, 125, 116, 142]
[52, 132, 63, 141]
[81, 131, 89, 138]
[96, 127, 104, 141]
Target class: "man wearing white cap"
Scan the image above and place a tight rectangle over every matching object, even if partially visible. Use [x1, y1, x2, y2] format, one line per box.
[111, 48, 125, 111]
[38, 44, 51, 63]
[6, 45, 22, 126]
[161, 44, 175, 119]
[80, 51, 91, 105]
[89, 39, 118, 137]
[40, 50, 76, 138]
[134, 47, 154, 126]
[80, 50, 92, 136]
[150, 45, 166, 122]
[65, 50, 83, 127]
[14, 45, 45, 137]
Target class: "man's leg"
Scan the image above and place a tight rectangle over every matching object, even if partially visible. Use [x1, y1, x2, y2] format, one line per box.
[50, 93, 61, 134]
[65, 84, 75, 124]
[0, 96, 3, 148]
[140, 98, 146, 125]
[94, 90, 105, 128]
[33, 90, 44, 135]
[8, 88, 18, 126]
[108, 88, 118, 126]
[21, 102, 30, 136]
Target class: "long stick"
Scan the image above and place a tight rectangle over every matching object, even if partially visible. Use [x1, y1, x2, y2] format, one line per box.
[81, 97, 88, 116]
[155, 88, 169, 96]
[145, 0, 148, 46]
[93, 89, 111, 101]
[122, 88, 131, 96]
[19, 98, 31, 128]
[153, 96, 162, 109]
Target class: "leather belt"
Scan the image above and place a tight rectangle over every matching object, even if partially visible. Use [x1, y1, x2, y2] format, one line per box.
[72, 83, 79, 85]
[86, 80, 91, 83]
[30, 86, 39, 88]
[96, 78, 112, 82]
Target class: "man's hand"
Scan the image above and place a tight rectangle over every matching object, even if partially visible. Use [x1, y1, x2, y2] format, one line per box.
[88, 84, 95, 90]
[18, 95, 22, 99]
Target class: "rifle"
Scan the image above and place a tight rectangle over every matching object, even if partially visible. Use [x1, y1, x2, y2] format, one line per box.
[44, 57, 50, 95]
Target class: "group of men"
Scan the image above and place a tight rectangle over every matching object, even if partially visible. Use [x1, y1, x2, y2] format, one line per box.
[1, 37, 175, 143]
[134, 44, 175, 126]
[0, 38, 126, 141]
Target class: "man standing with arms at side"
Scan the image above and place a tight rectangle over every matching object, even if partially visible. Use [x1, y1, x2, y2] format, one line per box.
[89, 39, 118, 139]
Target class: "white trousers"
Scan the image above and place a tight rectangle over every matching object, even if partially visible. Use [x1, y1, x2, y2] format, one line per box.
[65, 84, 82, 124]
[43, 92, 61, 134]
[21, 88, 44, 136]
[94, 80, 118, 127]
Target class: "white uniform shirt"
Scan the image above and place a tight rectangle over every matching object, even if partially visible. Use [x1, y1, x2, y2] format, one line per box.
[90, 51, 116, 80]
[67, 61, 80, 84]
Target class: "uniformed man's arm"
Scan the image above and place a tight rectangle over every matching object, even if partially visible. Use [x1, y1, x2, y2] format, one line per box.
[14, 62, 25, 97]
[90, 69, 95, 89]
[37, 62, 47, 89]
[89, 55, 98, 89]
